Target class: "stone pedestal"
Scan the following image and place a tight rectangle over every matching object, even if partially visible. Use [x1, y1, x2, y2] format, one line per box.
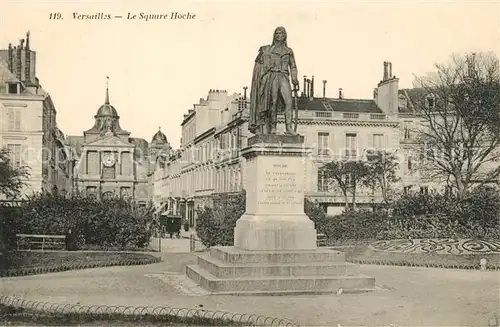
[186, 135, 375, 294]
[234, 135, 316, 251]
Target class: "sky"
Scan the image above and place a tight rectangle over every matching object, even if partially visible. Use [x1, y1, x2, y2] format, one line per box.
[2, 0, 499, 149]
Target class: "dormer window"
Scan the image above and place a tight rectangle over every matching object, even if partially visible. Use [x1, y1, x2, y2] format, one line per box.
[398, 94, 408, 111]
[426, 95, 435, 109]
[7, 82, 19, 94]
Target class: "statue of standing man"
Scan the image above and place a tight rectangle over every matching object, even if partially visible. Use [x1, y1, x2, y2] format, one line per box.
[248, 26, 299, 136]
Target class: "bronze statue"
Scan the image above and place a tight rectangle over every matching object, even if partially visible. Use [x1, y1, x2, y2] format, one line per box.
[248, 26, 299, 135]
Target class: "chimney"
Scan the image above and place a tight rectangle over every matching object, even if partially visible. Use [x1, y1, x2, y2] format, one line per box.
[383, 61, 389, 81]
[303, 76, 307, 97]
[243, 86, 248, 100]
[322, 80, 327, 98]
[388, 61, 392, 79]
[25, 31, 31, 83]
[16, 40, 23, 80]
[7, 43, 13, 72]
[310, 76, 315, 99]
[338, 88, 343, 99]
[468, 53, 476, 76]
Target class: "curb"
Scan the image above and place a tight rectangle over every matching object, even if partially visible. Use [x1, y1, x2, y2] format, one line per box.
[348, 258, 500, 270]
[0, 256, 162, 278]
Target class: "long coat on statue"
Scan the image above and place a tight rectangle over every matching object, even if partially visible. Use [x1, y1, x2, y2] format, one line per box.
[248, 45, 295, 133]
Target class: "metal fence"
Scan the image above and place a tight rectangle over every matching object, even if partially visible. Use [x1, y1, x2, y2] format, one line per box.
[0, 296, 298, 326]
[148, 233, 162, 252]
[189, 234, 207, 252]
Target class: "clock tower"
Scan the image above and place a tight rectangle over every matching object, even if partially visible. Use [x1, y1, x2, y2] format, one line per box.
[69, 85, 151, 203]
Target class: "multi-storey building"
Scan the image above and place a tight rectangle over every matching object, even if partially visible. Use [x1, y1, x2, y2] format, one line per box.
[154, 60, 485, 222]
[66, 87, 169, 203]
[0, 33, 72, 198]
[152, 89, 244, 226]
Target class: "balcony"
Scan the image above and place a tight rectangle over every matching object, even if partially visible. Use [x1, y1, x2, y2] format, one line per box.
[298, 111, 390, 121]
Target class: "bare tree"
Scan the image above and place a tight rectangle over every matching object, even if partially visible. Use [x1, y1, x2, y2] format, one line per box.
[364, 150, 401, 204]
[413, 52, 500, 199]
[320, 160, 370, 210]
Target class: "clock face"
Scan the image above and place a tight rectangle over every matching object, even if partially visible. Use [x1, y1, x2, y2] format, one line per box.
[102, 154, 116, 167]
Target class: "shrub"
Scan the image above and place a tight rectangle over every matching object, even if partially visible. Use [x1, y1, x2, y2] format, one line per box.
[323, 209, 389, 243]
[383, 186, 500, 239]
[195, 192, 246, 247]
[12, 191, 157, 250]
[0, 206, 23, 251]
[195, 195, 330, 247]
[304, 198, 336, 236]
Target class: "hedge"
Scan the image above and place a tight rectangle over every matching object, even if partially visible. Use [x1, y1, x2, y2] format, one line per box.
[0, 191, 159, 251]
[194, 186, 500, 247]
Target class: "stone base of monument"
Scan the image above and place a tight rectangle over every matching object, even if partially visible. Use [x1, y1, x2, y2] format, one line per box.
[185, 247, 375, 295]
[185, 135, 375, 295]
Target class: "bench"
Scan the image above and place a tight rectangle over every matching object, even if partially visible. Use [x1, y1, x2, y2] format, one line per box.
[317, 233, 327, 247]
[16, 234, 66, 251]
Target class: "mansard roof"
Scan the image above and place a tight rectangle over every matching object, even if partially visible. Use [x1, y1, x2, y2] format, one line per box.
[296, 96, 383, 113]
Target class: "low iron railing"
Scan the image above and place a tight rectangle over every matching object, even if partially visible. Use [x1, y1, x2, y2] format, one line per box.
[0, 296, 298, 326]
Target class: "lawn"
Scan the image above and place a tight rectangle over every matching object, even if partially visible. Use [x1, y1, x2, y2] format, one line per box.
[0, 251, 158, 273]
[0, 304, 244, 326]
[336, 244, 500, 269]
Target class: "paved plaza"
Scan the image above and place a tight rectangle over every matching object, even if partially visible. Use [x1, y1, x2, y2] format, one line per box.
[1, 252, 498, 326]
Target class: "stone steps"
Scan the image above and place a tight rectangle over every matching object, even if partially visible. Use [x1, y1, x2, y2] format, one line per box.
[185, 246, 376, 295]
[186, 264, 375, 294]
[198, 253, 360, 278]
[210, 246, 346, 264]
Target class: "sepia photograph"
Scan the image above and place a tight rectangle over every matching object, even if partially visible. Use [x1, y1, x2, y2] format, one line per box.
[0, 0, 499, 326]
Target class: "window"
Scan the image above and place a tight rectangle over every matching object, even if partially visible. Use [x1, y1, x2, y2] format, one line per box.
[236, 127, 242, 149]
[407, 156, 413, 172]
[7, 144, 22, 168]
[403, 121, 411, 140]
[317, 168, 329, 192]
[86, 186, 97, 198]
[398, 94, 408, 111]
[372, 134, 383, 149]
[426, 96, 435, 109]
[420, 186, 429, 195]
[317, 132, 329, 155]
[220, 134, 226, 150]
[403, 185, 412, 194]
[8, 83, 18, 94]
[345, 133, 357, 158]
[8, 108, 21, 131]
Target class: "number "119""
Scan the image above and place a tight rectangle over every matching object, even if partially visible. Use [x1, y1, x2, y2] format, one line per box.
[49, 13, 62, 19]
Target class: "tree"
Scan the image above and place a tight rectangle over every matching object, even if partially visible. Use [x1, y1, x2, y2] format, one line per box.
[365, 150, 401, 204]
[413, 52, 500, 199]
[320, 160, 370, 210]
[0, 148, 30, 199]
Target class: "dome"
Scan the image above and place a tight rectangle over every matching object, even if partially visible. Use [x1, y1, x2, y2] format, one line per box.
[95, 87, 118, 117]
[96, 103, 118, 116]
[152, 127, 168, 143]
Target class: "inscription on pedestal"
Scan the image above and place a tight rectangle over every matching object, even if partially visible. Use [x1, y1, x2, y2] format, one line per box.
[258, 163, 303, 206]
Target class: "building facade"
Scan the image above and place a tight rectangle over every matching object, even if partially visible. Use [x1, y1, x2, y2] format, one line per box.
[66, 87, 167, 203]
[0, 33, 72, 198]
[154, 60, 487, 222]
